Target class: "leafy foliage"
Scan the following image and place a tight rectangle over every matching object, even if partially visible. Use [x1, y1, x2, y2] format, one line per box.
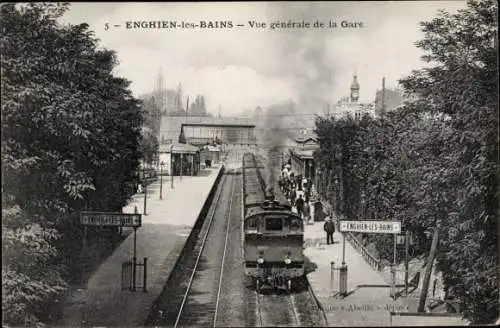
[1, 3, 143, 325]
[314, 0, 497, 323]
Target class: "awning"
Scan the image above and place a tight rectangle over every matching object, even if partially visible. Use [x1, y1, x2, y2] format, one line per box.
[159, 142, 199, 154]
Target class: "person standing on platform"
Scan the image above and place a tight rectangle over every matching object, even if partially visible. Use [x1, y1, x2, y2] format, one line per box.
[324, 216, 335, 245]
[295, 194, 305, 218]
[290, 188, 297, 207]
[303, 201, 310, 224]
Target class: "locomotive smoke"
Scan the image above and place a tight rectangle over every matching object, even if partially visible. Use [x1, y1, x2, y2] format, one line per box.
[258, 102, 293, 193]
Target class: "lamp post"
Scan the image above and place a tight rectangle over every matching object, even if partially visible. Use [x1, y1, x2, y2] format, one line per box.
[143, 169, 148, 215]
[170, 143, 174, 189]
[159, 161, 164, 200]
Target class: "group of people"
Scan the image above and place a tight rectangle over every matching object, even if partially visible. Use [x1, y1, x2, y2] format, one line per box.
[279, 164, 336, 244]
[279, 167, 314, 223]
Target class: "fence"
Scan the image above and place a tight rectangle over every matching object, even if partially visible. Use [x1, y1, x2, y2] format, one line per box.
[121, 257, 148, 292]
[345, 232, 382, 271]
[319, 197, 383, 271]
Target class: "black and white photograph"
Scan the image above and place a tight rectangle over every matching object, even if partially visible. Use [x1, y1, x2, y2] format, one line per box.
[1, 1, 498, 327]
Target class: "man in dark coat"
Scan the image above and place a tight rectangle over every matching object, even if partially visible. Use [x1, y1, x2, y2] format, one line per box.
[295, 194, 305, 217]
[324, 216, 335, 245]
[290, 188, 297, 207]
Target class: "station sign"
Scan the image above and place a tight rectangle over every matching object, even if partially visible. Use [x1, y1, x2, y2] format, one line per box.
[79, 211, 142, 227]
[339, 220, 401, 234]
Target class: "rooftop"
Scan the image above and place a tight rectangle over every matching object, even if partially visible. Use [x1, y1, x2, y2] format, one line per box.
[160, 115, 257, 144]
[158, 142, 199, 154]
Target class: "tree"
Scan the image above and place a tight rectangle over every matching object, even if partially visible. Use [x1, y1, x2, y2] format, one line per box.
[314, 2, 497, 322]
[1, 3, 143, 325]
[400, 0, 498, 323]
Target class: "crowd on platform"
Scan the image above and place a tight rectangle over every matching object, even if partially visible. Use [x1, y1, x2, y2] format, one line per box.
[278, 164, 316, 224]
[279, 163, 337, 243]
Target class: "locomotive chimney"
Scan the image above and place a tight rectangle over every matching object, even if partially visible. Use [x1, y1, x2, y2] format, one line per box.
[265, 186, 275, 201]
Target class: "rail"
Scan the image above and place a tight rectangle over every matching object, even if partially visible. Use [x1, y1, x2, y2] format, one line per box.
[345, 232, 382, 271]
[174, 172, 229, 327]
[145, 165, 224, 326]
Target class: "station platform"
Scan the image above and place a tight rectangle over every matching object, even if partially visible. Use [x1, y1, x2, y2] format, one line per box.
[59, 165, 223, 327]
[304, 219, 468, 326]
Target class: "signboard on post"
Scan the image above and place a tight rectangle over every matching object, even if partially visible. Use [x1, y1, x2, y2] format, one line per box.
[338, 219, 403, 300]
[339, 220, 401, 234]
[79, 211, 142, 227]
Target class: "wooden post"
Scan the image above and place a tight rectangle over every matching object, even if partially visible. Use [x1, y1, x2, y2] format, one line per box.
[81, 226, 88, 285]
[342, 232, 346, 265]
[143, 182, 147, 215]
[159, 163, 163, 200]
[143, 257, 148, 293]
[133, 227, 137, 291]
[170, 144, 174, 189]
[330, 261, 335, 296]
[418, 228, 439, 312]
[405, 230, 410, 296]
[391, 233, 397, 299]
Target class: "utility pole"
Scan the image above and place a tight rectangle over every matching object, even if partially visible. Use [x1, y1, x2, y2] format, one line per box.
[381, 77, 386, 115]
[405, 230, 410, 296]
[418, 228, 440, 312]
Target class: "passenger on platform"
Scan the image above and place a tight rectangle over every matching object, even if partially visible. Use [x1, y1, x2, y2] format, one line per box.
[324, 216, 335, 245]
[303, 202, 310, 223]
[309, 201, 315, 224]
[295, 194, 305, 218]
[290, 188, 297, 207]
[297, 175, 303, 191]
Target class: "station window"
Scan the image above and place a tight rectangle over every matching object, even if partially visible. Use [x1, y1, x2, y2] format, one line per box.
[265, 217, 283, 231]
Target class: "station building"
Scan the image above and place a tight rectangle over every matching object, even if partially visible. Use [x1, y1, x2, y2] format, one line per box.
[288, 132, 319, 180]
[157, 115, 257, 170]
[157, 142, 200, 176]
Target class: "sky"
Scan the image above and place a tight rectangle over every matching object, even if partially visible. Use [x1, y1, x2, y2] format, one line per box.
[60, 1, 468, 117]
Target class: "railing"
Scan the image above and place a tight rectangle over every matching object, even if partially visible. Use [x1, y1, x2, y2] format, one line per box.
[345, 232, 382, 271]
[318, 197, 382, 271]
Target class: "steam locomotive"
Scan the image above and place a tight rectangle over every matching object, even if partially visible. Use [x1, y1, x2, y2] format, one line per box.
[241, 152, 305, 292]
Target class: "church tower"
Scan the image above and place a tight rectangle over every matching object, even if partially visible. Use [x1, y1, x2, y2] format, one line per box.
[350, 74, 360, 103]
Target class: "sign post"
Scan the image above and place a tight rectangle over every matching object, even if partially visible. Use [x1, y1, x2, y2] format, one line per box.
[80, 211, 142, 291]
[170, 143, 175, 189]
[339, 220, 402, 299]
[143, 181, 147, 215]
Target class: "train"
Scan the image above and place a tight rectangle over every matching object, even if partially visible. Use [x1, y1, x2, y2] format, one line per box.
[241, 152, 305, 292]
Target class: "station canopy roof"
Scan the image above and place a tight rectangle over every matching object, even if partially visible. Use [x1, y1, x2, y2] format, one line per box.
[160, 115, 256, 144]
[202, 145, 221, 152]
[159, 142, 199, 154]
[291, 148, 315, 159]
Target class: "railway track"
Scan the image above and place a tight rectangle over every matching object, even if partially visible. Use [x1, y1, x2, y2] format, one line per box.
[145, 174, 236, 327]
[252, 279, 327, 327]
[146, 170, 327, 327]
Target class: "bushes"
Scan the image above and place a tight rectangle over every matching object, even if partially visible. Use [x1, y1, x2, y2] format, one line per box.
[1, 3, 143, 325]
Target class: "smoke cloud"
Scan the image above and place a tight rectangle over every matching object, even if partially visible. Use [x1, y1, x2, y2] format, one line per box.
[256, 101, 296, 191]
